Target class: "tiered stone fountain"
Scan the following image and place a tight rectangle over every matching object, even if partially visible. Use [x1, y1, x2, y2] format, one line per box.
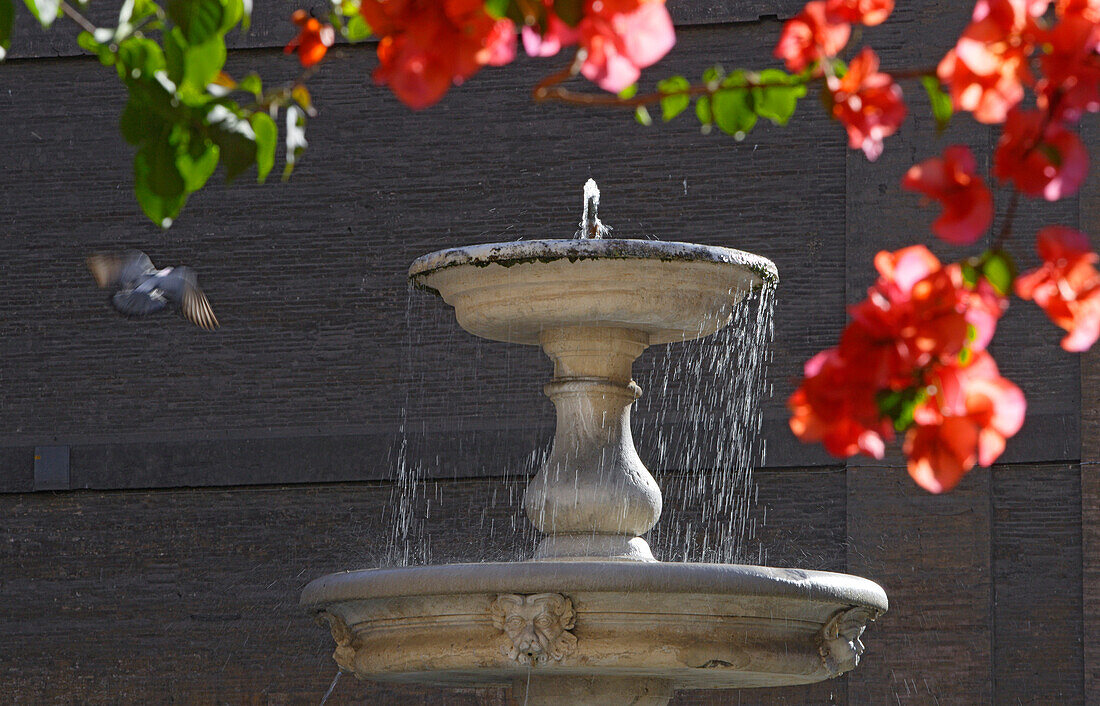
[302, 183, 887, 704]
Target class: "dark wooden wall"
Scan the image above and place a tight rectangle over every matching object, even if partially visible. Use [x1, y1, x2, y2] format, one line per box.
[0, 1, 1095, 703]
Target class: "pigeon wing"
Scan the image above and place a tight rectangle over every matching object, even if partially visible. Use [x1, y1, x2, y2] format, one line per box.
[170, 267, 219, 330]
[87, 251, 155, 289]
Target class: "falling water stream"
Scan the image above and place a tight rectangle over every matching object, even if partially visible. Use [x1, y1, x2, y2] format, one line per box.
[384, 184, 777, 567]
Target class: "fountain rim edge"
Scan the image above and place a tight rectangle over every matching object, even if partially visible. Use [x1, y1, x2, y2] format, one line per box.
[406, 239, 780, 294]
[300, 561, 887, 613]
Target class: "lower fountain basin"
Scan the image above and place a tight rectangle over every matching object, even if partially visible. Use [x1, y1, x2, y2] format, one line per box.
[301, 561, 887, 703]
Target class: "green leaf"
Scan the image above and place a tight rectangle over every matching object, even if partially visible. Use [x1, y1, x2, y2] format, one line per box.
[220, 0, 243, 32]
[656, 75, 690, 122]
[167, 0, 225, 44]
[284, 104, 307, 180]
[694, 95, 712, 131]
[164, 28, 226, 98]
[206, 103, 256, 181]
[250, 111, 276, 183]
[23, 0, 59, 28]
[920, 75, 952, 133]
[344, 13, 370, 40]
[173, 125, 220, 192]
[115, 36, 166, 82]
[553, 0, 583, 26]
[711, 72, 756, 139]
[980, 250, 1016, 296]
[751, 68, 806, 126]
[617, 83, 637, 100]
[484, 0, 509, 19]
[634, 105, 652, 126]
[961, 260, 980, 289]
[133, 126, 187, 227]
[0, 0, 13, 60]
[702, 66, 723, 87]
[238, 72, 262, 97]
[876, 385, 927, 433]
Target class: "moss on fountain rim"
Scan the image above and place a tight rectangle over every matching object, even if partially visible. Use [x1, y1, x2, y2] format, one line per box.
[407, 239, 780, 295]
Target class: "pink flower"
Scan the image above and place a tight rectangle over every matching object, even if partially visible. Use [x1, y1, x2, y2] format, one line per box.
[905, 351, 1025, 493]
[936, 0, 1039, 123]
[579, 0, 676, 92]
[902, 145, 994, 245]
[828, 47, 907, 160]
[521, 0, 675, 93]
[1015, 226, 1100, 351]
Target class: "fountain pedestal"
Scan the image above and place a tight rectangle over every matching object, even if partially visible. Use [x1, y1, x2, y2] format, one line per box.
[302, 236, 888, 705]
[528, 326, 659, 561]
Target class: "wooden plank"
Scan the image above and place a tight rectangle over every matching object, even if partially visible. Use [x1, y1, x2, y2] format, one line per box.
[0, 23, 849, 490]
[992, 464, 1084, 704]
[1079, 118, 1100, 706]
[4, 0, 804, 59]
[845, 466, 993, 703]
[0, 467, 844, 703]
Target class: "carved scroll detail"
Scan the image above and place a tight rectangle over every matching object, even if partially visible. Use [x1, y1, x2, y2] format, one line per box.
[490, 593, 578, 665]
[818, 606, 880, 677]
[317, 611, 362, 673]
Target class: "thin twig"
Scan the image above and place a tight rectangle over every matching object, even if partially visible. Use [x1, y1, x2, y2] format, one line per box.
[992, 190, 1020, 252]
[60, 1, 98, 34]
[532, 64, 938, 109]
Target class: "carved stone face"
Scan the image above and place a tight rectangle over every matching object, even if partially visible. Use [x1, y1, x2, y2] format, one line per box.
[491, 593, 577, 665]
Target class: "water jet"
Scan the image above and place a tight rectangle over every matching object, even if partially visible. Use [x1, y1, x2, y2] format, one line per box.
[302, 184, 887, 704]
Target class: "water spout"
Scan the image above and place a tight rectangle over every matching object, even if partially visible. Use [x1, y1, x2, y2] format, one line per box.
[577, 179, 611, 239]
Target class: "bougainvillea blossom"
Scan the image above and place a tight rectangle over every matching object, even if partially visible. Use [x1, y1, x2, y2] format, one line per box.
[905, 351, 1025, 493]
[774, 1, 851, 72]
[992, 108, 1089, 200]
[284, 10, 335, 68]
[825, 0, 895, 25]
[827, 47, 906, 160]
[937, 0, 1039, 123]
[1038, 12, 1100, 120]
[577, 0, 676, 92]
[1015, 226, 1100, 351]
[790, 245, 1019, 490]
[360, 0, 516, 109]
[521, 0, 675, 93]
[901, 145, 994, 245]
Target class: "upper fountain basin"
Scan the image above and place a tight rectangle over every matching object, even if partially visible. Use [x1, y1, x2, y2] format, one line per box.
[408, 239, 778, 346]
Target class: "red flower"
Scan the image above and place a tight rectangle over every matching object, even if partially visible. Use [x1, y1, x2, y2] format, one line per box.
[826, 0, 894, 25]
[936, 0, 1039, 123]
[360, 0, 516, 109]
[902, 145, 994, 245]
[1038, 13, 1100, 121]
[828, 47, 907, 161]
[285, 10, 335, 68]
[905, 351, 1025, 493]
[993, 108, 1089, 200]
[774, 1, 851, 73]
[1015, 226, 1100, 351]
[788, 348, 892, 458]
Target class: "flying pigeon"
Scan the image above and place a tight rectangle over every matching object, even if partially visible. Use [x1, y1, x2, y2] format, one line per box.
[87, 250, 219, 330]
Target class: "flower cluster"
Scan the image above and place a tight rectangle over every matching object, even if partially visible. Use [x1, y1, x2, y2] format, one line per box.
[522, 0, 676, 93]
[774, 1, 904, 160]
[358, 0, 517, 109]
[1016, 226, 1100, 351]
[789, 245, 1025, 493]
